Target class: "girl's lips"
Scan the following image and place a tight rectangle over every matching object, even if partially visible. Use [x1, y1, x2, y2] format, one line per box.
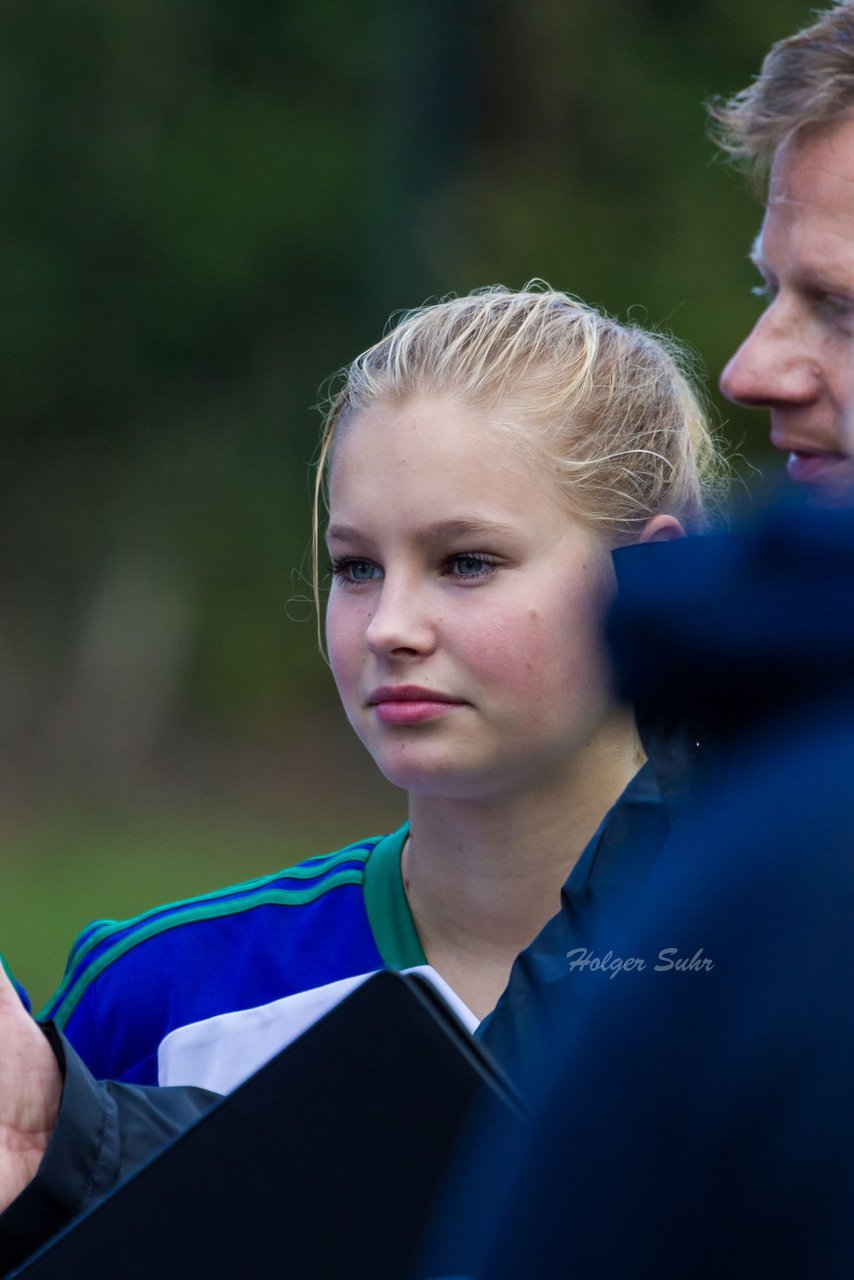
[372, 700, 463, 725]
[367, 686, 466, 725]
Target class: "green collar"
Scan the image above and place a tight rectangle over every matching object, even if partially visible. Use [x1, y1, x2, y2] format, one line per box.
[363, 823, 427, 969]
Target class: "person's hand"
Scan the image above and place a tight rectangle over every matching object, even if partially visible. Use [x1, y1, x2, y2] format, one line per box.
[0, 961, 61, 1213]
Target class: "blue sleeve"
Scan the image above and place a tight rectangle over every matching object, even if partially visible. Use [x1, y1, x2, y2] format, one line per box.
[40, 923, 176, 1085]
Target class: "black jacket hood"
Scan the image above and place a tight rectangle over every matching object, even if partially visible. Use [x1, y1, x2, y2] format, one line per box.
[609, 503, 854, 740]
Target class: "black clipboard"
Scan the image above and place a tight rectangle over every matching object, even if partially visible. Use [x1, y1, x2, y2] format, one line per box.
[13, 971, 525, 1279]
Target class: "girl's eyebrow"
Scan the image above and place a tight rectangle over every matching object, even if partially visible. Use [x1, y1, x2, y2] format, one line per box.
[325, 516, 518, 546]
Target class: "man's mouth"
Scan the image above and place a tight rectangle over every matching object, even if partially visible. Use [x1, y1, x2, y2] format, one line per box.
[784, 449, 854, 487]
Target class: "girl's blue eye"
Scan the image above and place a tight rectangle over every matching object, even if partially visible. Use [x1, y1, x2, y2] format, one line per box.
[330, 558, 381, 583]
[448, 553, 497, 579]
[456, 555, 487, 575]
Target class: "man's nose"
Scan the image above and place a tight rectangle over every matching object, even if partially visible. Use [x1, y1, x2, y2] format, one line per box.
[719, 309, 820, 409]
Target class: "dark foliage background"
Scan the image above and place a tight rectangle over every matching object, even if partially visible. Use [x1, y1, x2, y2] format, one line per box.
[1, 0, 814, 1000]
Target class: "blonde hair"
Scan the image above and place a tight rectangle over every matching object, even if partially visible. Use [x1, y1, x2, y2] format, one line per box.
[708, 1, 854, 185]
[312, 284, 725, 622]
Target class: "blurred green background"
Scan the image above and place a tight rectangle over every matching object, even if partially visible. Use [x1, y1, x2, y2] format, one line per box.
[3, 0, 814, 1005]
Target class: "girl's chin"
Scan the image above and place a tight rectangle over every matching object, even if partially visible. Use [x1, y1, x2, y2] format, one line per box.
[373, 755, 511, 801]
[377, 765, 469, 795]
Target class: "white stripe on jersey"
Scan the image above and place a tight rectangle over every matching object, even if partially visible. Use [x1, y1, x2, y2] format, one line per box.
[157, 965, 479, 1093]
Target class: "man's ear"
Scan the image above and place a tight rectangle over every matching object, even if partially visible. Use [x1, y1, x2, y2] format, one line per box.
[637, 514, 685, 544]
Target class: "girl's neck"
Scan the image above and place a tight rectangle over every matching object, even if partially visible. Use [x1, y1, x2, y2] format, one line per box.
[402, 711, 643, 1019]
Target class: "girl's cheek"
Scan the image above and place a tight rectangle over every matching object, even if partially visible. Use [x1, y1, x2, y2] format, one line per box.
[463, 611, 546, 690]
[476, 590, 603, 696]
[325, 607, 359, 687]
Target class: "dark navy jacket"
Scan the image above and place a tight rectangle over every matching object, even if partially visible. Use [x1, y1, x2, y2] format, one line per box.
[478, 718, 708, 1082]
[430, 503, 854, 1280]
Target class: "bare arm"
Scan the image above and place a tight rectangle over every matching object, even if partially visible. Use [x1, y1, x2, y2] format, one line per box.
[0, 960, 62, 1213]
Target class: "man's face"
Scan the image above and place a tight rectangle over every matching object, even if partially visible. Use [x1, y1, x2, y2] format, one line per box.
[719, 118, 854, 494]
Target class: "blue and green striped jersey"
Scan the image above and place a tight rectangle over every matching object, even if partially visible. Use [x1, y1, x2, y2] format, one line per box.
[39, 824, 426, 1086]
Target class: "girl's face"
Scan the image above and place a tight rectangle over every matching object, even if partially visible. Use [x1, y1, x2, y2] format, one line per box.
[325, 395, 625, 801]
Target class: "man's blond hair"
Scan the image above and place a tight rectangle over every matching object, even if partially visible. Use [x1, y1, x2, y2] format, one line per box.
[709, 1, 854, 183]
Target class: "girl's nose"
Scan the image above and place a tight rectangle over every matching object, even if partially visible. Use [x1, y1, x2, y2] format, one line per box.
[365, 580, 437, 658]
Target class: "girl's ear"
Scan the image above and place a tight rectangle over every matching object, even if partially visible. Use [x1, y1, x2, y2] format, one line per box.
[637, 514, 685, 544]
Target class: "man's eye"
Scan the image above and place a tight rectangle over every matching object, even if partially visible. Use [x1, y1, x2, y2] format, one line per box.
[750, 282, 775, 303]
[819, 294, 854, 325]
[330, 558, 381, 583]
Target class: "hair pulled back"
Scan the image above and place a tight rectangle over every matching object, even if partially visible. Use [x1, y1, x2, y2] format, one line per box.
[312, 285, 725, 628]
